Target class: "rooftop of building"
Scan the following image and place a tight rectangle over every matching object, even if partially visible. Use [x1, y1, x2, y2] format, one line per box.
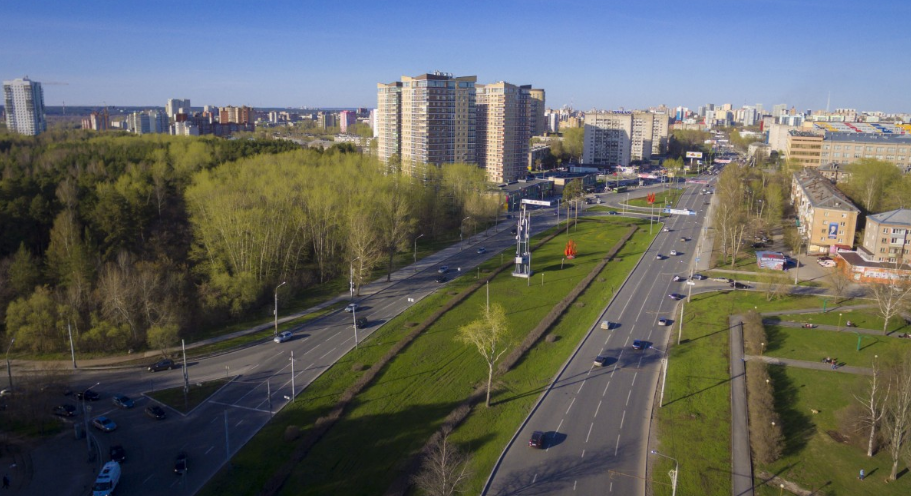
[792, 168, 860, 213]
[823, 132, 911, 143]
[868, 208, 911, 226]
[788, 130, 823, 138]
[837, 250, 911, 272]
[813, 122, 911, 135]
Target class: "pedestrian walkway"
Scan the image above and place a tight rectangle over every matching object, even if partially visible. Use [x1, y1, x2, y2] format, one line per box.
[745, 355, 873, 376]
[728, 315, 755, 496]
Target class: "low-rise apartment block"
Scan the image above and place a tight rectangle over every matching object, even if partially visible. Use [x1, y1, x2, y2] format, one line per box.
[791, 168, 859, 255]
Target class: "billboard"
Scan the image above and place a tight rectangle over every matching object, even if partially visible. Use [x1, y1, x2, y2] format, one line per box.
[828, 222, 839, 239]
[521, 199, 552, 206]
[685, 151, 703, 159]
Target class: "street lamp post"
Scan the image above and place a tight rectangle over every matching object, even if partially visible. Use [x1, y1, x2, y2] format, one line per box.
[413, 234, 424, 270]
[83, 382, 101, 456]
[838, 313, 843, 332]
[349, 257, 360, 298]
[274, 281, 286, 338]
[4, 338, 14, 392]
[650, 450, 678, 496]
[290, 351, 295, 401]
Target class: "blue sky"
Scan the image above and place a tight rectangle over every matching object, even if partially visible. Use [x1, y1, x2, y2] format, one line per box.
[2, 1, 910, 113]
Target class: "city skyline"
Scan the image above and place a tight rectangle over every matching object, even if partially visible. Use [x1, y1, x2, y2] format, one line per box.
[2, 1, 910, 113]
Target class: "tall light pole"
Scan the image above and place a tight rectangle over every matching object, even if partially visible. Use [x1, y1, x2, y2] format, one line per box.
[460, 217, 470, 251]
[274, 281, 287, 338]
[5, 338, 14, 392]
[413, 234, 424, 271]
[83, 381, 101, 455]
[650, 450, 678, 496]
[352, 306, 359, 349]
[290, 351, 295, 401]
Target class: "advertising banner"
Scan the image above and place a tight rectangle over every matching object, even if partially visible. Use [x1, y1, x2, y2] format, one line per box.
[685, 151, 703, 159]
[828, 222, 839, 239]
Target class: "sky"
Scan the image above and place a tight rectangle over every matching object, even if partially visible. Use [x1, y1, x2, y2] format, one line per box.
[2, 1, 910, 113]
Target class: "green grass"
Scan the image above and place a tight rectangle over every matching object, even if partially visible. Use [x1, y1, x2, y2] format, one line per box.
[706, 269, 823, 288]
[655, 291, 835, 496]
[627, 188, 683, 208]
[762, 325, 911, 365]
[278, 218, 647, 495]
[146, 378, 230, 414]
[586, 205, 619, 213]
[772, 309, 910, 335]
[754, 367, 911, 495]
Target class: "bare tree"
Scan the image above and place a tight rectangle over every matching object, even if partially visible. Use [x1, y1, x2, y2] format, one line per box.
[827, 269, 853, 304]
[854, 359, 888, 457]
[457, 304, 509, 407]
[867, 278, 911, 335]
[412, 428, 473, 496]
[882, 352, 911, 481]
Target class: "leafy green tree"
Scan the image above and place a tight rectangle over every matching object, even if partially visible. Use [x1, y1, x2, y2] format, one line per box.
[562, 127, 584, 161]
[841, 159, 903, 213]
[457, 303, 510, 407]
[7, 243, 41, 297]
[4, 286, 61, 353]
[147, 324, 180, 356]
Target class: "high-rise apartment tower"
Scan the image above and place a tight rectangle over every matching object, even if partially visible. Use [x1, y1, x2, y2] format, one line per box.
[3, 77, 47, 136]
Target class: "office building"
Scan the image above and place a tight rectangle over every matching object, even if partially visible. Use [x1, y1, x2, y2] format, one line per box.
[791, 168, 859, 255]
[819, 133, 911, 170]
[166, 99, 191, 119]
[3, 77, 47, 136]
[785, 131, 824, 168]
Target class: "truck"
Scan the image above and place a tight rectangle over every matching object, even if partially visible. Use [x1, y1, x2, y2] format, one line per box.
[93, 461, 121, 496]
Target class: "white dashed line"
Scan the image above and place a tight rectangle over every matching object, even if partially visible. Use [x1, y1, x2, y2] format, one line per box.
[205, 445, 214, 455]
[594, 400, 601, 418]
[630, 372, 637, 387]
[615, 434, 621, 455]
[603, 381, 611, 396]
[577, 380, 585, 394]
[566, 398, 575, 415]
[319, 346, 337, 359]
[581, 449, 585, 458]
[626, 390, 632, 406]
[619, 410, 626, 430]
[532, 473, 537, 484]
[235, 419, 244, 427]
[585, 423, 593, 443]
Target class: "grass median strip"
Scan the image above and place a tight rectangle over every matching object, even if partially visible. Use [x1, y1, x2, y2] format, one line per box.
[146, 377, 231, 414]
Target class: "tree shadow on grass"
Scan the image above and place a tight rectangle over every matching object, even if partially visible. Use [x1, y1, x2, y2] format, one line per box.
[764, 325, 787, 354]
[768, 365, 815, 456]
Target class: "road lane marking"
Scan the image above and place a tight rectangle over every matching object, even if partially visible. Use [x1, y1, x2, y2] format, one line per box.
[532, 473, 537, 483]
[142, 475, 154, 484]
[581, 449, 585, 458]
[208, 400, 271, 414]
[565, 398, 575, 415]
[602, 381, 611, 397]
[626, 390, 632, 406]
[594, 400, 601, 418]
[576, 380, 585, 394]
[614, 434, 621, 455]
[302, 343, 321, 355]
[585, 423, 593, 443]
[236, 419, 244, 427]
[619, 410, 626, 430]
[205, 446, 214, 455]
[319, 346, 338, 359]
[630, 371, 638, 387]
[574, 480, 577, 491]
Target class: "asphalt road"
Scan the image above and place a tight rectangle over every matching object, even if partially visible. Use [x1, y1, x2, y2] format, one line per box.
[19, 198, 583, 496]
[485, 178, 716, 496]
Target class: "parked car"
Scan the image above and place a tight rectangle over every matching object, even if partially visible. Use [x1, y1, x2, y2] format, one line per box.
[730, 281, 750, 289]
[274, 331, 293, 343]
[529, 431, 546, 449]
[76, 389, 100, 401]
[112, 394, 134, 409]
[691, 274, 707, 280]
[593, 355, 610, 367]
[52, 404, 77, 417]
[174, 451, 188, 475]
[92, 416, 117, 432]
[145, 405, 166, 420]
[148, 359, 178, 372]
[344, 303, 358, 313]
[109, 445, 126, 463]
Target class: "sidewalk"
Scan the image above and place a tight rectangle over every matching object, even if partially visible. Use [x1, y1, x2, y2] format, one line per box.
[745, 355, 873, 376]
[728, 315, 754, 496]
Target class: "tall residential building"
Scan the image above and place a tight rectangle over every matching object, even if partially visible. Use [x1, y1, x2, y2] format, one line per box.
[583, 111, 633, 166]
[126, 110, 168, 135]
[166, 98, 191, 119]
[376, 82, 402, 164]
[629, 111, 670, 160]
[339, 110, 356, 134]
[3, 77, 47, 136]
[218, 105, 253, 124]
[477, 82, 522, 183]
[524, 87, 546, 137]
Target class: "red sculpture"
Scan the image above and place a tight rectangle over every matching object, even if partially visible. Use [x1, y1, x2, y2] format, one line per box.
[564, 240, 577, 259]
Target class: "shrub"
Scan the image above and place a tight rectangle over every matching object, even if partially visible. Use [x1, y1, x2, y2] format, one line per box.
[742, 310, 766, 356]
[746, 361, 784, 464]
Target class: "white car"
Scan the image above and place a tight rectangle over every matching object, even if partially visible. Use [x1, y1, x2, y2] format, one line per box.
[437, 266, 449, 274]
[662, 228, 670, 232]
[345, 303, 358, 313]
[670, 250, 678, 256]
[274, 331, 292, 343]
[686, 280, 696, 286]
[658, 318, 670, 326]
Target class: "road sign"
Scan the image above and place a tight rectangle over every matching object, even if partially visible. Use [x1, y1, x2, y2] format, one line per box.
[662, 208, 696, 216]
[521, 199, 552, 206]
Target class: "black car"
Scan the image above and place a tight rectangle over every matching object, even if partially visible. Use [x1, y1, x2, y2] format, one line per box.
[632, 340, 650, 350]
[434, 275, 447, 283]
[148, 359, 178, 372]
[730, 282, 750, 289]
[145, 405, 166, 420]
[529, 431, 545, 449]
[110, 445, 126, 463]
[75, 389, 100, 401]
[174, 451, 188, 475]
[52, 404, 77, 417]
[691, 274, 708, 280]
[355, 316, 368, 329]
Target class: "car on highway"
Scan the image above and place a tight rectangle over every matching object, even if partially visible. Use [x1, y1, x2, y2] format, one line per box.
[672, 275, 685, 282]
[600, 321, 613, 330]
[40, 383, 73, 396]
[355, 316, 368, 329]
[662, 227, 670, 232]
[476, 247, 486, 254]
[76, 389, 100, 401]
[691, 274, 707, 280]
[656, 254, 664, 260]
[52, 404, 77, 417]
[344, 303, 358, 313]
[437, 266, 449, 274]
[632, 340, 649, 350]
[434, 275, 447, 283]
[593, 355, 610, 367]
[109, 445, 126, 463]
[680, 237, 687, 242]
[712, 277, 733, 283]
[148, 359, 179, 372]
[730, 281, 750, 289]
[529, 431, 546, 449]
[92, 416, 117, 432]
[145, 405, 166, 420]
[274, 331, 293, 343]
[112, 394, 134, 409]
[668, 293, 684, 300]
[658, 318, 670, 326]
[608, 211, 619, 215]
[670, 250, 678, 256]
[174, 451, 188, 475]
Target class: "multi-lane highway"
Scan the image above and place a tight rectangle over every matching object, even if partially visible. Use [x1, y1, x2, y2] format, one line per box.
[485, 178, 715, 495]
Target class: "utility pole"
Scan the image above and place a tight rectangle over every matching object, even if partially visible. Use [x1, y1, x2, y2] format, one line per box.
[352, 306, 359, 349]
[267, 379, 272, 417]
[5, 339, 14, 392]
[182, 339, 189, 393]
[290, 351, 295, 401]
[68, 321, 77, 369]
[274, 281, 287, 338]
[659, 357, 668, 407]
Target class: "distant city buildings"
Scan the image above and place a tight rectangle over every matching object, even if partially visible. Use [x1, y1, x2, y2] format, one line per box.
[81, 109, 110, 131]
[166, 98, 191, 119]
[3, 77, 47, 136]
[126, 109, 168, 135]
[582, 110, 670, 166]
[339, 110, 356, 134]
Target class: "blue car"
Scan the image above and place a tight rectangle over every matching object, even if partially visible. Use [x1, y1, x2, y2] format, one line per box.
[112, 394, 134, 409]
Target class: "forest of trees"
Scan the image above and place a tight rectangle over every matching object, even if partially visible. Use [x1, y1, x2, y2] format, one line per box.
[0, 131, 498, 355]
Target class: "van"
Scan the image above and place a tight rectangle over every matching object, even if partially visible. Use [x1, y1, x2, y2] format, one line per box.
[93, 461, 121, 496]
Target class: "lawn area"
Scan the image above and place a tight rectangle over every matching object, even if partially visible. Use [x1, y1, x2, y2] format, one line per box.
[277, 218, 649, 495]
[762, 325, 911, 365]
[771, 309, 910, 335]
[753, 367, 911, 495]
[654, 291, 835, 496]
[627, 188, 683, 208]
[146, 377, 231, 414]
[587, 205, 620, 213]
[706, 269, 823, 288]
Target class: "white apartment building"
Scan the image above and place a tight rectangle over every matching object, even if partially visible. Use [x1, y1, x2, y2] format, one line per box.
[165, 98, 191, 119]
[3, 77, 47, 136]
[376, 81, 403, 165]
[126, 110, 168, 135]
[583, 111, 632, 166]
